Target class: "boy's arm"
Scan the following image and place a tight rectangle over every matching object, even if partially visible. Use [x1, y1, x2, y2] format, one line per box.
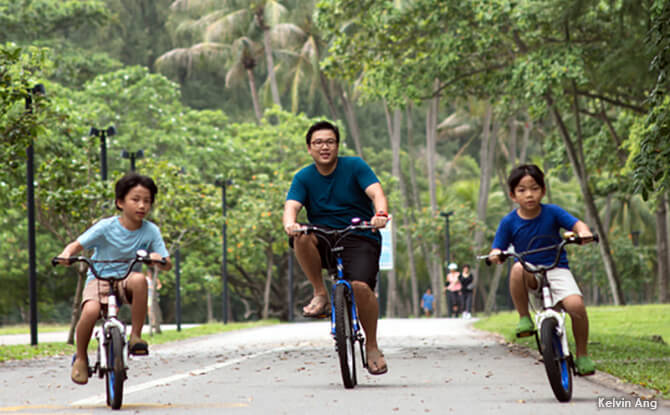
[59, 241, 84, 258]
[55, 241, 84, 266]
[149, 252, 172, 272]
[571, 220, 593, 243]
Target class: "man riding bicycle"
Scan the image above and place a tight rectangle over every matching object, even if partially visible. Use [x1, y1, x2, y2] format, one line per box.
[283, 121, 390, 375]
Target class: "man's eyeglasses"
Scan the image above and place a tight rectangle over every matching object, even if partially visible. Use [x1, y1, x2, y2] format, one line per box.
[311, 139, 337, 148]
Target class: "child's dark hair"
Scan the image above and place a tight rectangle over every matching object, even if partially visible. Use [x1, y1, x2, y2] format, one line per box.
[462, 264, 471, 270]
[507, 164, 545, 193]
[115, 172, 158, 210]
[305, 120, 340, 146]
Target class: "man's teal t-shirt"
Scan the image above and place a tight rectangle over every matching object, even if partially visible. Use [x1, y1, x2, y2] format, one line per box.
[77, 216, 169, 283]
[286, 156, 380, 240]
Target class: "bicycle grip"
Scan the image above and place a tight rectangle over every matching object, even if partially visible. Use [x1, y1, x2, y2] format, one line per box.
[52, 257, 76, 266]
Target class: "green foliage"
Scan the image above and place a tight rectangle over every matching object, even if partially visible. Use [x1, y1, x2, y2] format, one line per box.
[0, 43, 52, 166]
[629, 0, 670, 199]
[475, 304, 670, 399]
[0, 0, 108, 43]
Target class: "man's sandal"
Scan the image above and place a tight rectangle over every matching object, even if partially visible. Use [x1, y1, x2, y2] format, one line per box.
[302, 295, 330, 318]
[366, 349, 388, 375]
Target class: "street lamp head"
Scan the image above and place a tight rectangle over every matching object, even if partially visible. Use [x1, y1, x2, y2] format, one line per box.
[106, 126, 117, 136]
[32, 84, 45, 95]
[89, 127, 100, 136]
[215, 178, 233, 187]
[121, 149, 144, 158]
[440, 211, 454, 218]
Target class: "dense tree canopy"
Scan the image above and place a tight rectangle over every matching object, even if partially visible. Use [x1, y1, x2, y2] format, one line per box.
[1, 0, 668, 324]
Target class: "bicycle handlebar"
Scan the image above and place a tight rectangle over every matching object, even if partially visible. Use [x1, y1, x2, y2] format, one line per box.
[478, 232, 599, 273]
[297, 221, 377, 236]
[52, 249, 167, 281]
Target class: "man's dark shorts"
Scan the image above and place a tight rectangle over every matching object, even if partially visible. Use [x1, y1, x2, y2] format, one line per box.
[289, 231, 381, 290]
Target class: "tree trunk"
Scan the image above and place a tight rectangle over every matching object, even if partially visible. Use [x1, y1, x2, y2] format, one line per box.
[544, 91, 624, 304]
[403, 103, 420, 317]
[336, 84, 364, 157]
[425, 80, 443, 316]
[519, 115, 531, 164]
[262, 247, 273, 319]
[406, 104, 421, 210]
[150, 268, 162, 335]
[656, 193, 669, 302]
[262, 29, 281, 107]
[382, 102, 402, 316]
[247, 68, 263, 123]
[206, 291, 214, 323]
[319, 73, 340, 121]
[67, 265, 87, 345]
[484, 266, 504, 313]
[472, 105, 495, 312]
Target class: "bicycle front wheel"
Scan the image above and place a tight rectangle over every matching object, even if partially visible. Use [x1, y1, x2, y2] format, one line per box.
[105, 326, 126, 409]
[334, 283, 357, 389]
[540, 318, 572, 402]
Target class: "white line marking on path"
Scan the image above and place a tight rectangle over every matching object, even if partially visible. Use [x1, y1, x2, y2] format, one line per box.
[71, 346, 288, 407]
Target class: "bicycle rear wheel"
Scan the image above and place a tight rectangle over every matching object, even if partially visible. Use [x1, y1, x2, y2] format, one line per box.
[540, 318, 572, 402]
[105, 326, 126, 409]
[334, 283, 357, 389]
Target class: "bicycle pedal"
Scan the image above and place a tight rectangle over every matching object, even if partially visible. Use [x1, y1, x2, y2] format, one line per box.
[516, 330, 536, 338]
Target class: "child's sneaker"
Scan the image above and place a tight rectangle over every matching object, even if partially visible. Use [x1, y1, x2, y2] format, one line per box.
[515, 316, 535, 337]
[574, 356, 595, 376]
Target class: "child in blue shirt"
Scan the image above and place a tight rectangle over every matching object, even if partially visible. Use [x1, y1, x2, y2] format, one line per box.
[487, 164, 595, 375]
[57, 173, 172, 384]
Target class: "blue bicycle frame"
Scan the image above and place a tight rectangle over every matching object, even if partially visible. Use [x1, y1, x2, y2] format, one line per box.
[329, 255, 362, 338]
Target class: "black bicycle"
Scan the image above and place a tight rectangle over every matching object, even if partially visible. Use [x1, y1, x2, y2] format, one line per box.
[297, 218, 377, 389]
[479, 232, 598, 402]
[52, 249, 165, 410]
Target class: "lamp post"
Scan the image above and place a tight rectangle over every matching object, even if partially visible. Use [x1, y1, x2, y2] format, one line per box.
[440, 211, 454, 271]
[287, 253, 294, 321]
[174, 244, 181, 331]
[26, 83, 45, 346]
[121, 149, 144, 172]
[216, 178, 233, 323]
[90, 126, 116, 181]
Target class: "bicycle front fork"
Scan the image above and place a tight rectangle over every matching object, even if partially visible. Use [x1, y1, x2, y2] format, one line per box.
[536, 310, 570, 358]
[93, 317, 128, 375]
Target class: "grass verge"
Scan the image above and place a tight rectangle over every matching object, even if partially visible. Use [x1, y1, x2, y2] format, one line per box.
[474, 304, 670, 399]
[0, 320, 279, 363]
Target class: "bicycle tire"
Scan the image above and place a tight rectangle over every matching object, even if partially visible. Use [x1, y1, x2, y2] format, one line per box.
[334, 283, 357, 389]
[540, 318, 573, 402]
[105, 327, 126, 409]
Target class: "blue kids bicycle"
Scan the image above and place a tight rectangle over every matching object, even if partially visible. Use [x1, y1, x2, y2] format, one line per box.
[479, 232, 598, 402]
[297, 218, 376, 389]
[53, 250, 165, 410]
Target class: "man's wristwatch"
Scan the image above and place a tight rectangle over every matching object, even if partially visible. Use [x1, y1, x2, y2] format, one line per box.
[376, 211, 388, 218]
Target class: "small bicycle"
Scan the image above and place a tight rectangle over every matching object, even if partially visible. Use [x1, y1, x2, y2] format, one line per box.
[478, 232, 598, 402]
[297, 218, 376, 389]
[52, 250, 165, 410]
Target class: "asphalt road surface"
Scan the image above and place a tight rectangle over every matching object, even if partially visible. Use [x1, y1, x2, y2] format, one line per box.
[0, 318, 665, 414]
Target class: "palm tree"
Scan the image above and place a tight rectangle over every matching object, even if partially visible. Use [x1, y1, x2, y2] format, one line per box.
[157, 0, 303, 121]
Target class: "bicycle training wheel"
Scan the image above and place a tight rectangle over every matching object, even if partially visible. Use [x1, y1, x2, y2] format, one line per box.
[540, 318, 573, 402]
[334, 283, 357, 389]
[105, 327, 126, 409]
